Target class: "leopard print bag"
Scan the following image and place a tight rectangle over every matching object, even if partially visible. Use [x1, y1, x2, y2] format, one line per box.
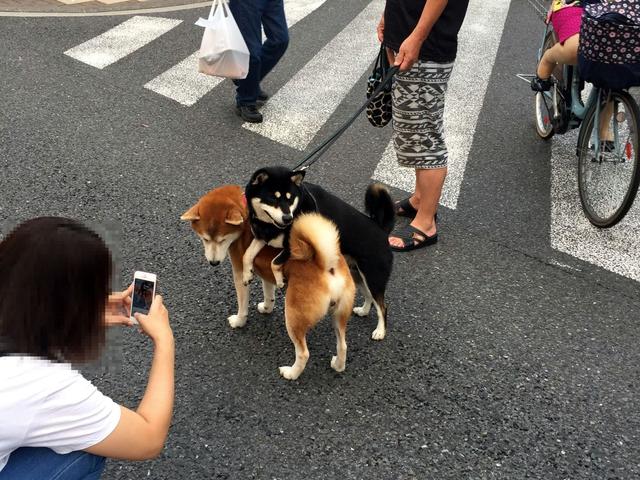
[366, 44, 393, 128]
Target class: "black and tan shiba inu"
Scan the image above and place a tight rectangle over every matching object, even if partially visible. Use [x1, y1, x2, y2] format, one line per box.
[243, 166, 395, 340]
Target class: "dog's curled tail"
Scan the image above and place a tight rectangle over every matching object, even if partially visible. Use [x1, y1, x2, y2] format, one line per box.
[365, 183, 395, 234]
[289, 213, 341, 272]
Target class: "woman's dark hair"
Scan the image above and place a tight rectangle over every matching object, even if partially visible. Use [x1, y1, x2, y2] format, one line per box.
[0, 217, 112, 362]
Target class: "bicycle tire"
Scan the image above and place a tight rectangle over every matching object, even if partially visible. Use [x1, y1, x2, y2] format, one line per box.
[533, 30, 560, 139]
[577, 90, 640, 228]
[534, 92, 554, 139]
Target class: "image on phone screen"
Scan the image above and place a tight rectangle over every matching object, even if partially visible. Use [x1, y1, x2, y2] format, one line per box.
[131, 278, 155, 316]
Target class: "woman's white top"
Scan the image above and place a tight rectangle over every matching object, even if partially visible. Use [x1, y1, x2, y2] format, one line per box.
[0, 355, 121, 472]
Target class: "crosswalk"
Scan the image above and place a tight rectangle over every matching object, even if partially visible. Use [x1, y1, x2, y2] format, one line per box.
[64, 16, 182, 69]
[144, 0, 328, 106]
[61, 0, 640, 283]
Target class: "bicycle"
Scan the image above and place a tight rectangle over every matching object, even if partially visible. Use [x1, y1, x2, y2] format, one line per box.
[531, 2, 640, 228]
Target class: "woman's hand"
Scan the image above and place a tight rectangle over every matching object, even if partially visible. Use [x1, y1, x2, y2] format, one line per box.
[377, 15, 384, 42]
[134, 295, 173, 345]
[395, 32, 422, 72]
[105, 285, 134, 327]
[87, 293, 174, 462]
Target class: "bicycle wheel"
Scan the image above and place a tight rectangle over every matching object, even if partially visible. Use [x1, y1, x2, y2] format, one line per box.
[533, 29, 565, 139]
[535, 91, 554, 139]
[577, 90, 640, 228]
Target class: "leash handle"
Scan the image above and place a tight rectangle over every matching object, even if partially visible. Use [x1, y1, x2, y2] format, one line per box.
[293, 65, 399, 171]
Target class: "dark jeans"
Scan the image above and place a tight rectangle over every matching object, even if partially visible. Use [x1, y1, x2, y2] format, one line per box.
[0, 448, 105, 480]
[228, 0, 289, 106]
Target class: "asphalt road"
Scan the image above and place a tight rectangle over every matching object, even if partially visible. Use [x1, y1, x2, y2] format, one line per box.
[1, 1, 639, 479]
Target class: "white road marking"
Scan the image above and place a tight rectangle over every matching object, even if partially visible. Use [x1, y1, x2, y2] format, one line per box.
[64, 16, 182, 69]
[373, 0, 512, 209]
[144, 51, 216, 106]
[1, 2, 213, 17]
[243, 0, 384, 150]
[550, 120, 640, 282]
[144, 0, 328, 106]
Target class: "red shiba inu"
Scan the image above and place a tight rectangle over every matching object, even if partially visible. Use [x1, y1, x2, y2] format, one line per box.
[280, 212, 355, 380]
[181, 185, 279, 328]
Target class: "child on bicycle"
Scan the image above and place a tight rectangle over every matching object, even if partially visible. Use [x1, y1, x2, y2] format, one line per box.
[531, 0, 584, 92]
[532, 0, 616, 148]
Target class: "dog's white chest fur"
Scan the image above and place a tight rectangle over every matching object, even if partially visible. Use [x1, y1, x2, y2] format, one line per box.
[267, 234, 285, 249]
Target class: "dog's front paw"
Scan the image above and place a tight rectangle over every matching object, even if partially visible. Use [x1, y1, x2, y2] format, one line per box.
[242, 270, 254, 286]
[227, 314, 248, 328]
[371, 327, 386, 341]
[278, 366, 300, 380]
[330, 355, 345, 372]
[353, 306, 370, 317]
[257, 302, 274, 314]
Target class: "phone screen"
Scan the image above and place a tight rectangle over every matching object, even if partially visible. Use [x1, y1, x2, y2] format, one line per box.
[131, 278, 155, 316]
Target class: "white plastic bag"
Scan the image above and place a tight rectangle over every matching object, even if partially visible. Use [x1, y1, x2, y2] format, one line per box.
[195, 0, 250, 79]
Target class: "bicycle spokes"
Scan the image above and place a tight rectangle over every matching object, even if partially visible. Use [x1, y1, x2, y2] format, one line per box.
[578, 92, 639, 227]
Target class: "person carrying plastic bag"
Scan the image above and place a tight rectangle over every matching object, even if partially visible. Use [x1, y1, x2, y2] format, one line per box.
[228, 0, 289, 123]
[196, 0, 250, 80]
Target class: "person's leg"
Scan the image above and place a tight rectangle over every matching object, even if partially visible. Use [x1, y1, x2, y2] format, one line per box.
[389, 61, 451, 249]
[0, 447, 106, 480]
[537, 34, 579, 80]
[412, 167, 446, 234]
[260, 0, 289, 82]
[399, 176, 421, 215]
[599, 99, 615, 142]
[228, 0, 264, 106]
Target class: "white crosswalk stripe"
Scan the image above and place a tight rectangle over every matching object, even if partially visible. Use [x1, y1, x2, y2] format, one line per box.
[243, 0, 384, 150]
[64, 16, 182, 69]
[372, 0, 512, 210]
[550, 111, 640, 282]
[144, 0, 328, 106]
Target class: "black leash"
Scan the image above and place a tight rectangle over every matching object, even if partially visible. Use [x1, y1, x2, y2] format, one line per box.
[293, 65, 400, 171]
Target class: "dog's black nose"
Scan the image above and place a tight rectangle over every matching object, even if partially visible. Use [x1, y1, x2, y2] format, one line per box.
[282, 214, 293, 224]
[209, 260, 220, 266]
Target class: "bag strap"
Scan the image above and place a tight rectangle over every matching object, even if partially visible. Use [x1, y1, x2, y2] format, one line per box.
[373, 44, 383, 72]
[208, 0, 223, 19]
[373, 43, 389, 73]
[370, 44, 391, 79]
[293, 65, 399, 171]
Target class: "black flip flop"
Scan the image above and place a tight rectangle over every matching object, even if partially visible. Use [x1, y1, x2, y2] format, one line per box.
[389, 224, 438, 252]
[394, 197, 438, 222]
[395, 197, 418, 219]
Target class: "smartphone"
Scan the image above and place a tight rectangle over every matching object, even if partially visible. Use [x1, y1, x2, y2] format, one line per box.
[130, 271, 157, 323]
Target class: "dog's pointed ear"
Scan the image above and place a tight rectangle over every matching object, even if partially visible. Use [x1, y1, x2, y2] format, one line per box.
[251, 171, 269, 185]
[225, 209, 244, 226]
[291, 170, 305, 186]
[180, 204, 200, 221]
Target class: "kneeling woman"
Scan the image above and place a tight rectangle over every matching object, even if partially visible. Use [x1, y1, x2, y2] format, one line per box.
[0, 217, 174, 480]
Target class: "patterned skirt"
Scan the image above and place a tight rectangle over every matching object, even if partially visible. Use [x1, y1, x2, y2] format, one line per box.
[392, 60, 453, 169]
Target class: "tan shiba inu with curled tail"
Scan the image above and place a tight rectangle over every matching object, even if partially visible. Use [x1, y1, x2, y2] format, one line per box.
[279, 213, 356, 380]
